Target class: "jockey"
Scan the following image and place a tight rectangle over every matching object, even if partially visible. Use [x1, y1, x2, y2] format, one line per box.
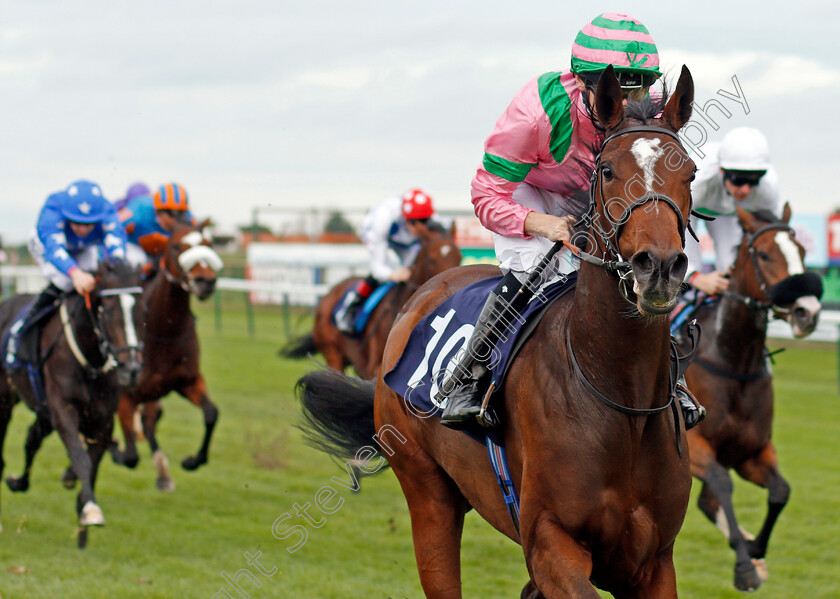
[118, 182, 196, 267]
[113, 181, 151, 212]
[685, 127, 780, 295]
[21, 180, 127, 336]
[334, 189, 435, 334]
[436, 13, 705, 430]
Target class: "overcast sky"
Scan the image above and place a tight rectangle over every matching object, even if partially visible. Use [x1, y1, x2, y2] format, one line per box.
[1, 0, 838, 243]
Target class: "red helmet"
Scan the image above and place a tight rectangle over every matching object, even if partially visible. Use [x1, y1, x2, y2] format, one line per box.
[153, 182, 190, 211]
[401, 188, 434, 220]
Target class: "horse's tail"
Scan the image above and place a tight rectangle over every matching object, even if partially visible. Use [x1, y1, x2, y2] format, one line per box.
[296, 369, 379, 463]
[279, 333, 317, 359]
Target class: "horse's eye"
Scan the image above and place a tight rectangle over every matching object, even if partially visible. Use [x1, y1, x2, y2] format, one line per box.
[602, 165, 614, 181]
[758, 251, 770, 261]
[689, 171, 696, 183]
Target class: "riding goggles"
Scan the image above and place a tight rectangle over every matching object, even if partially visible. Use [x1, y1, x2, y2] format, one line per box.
[581, 71, 658, 93]
[723, 169, 767, 188]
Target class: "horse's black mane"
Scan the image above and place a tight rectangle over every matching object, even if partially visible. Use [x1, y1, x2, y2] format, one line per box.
[623, 84, 670, 124]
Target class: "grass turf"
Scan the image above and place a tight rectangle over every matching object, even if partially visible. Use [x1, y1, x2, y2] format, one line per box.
[0, 301, 838, 598]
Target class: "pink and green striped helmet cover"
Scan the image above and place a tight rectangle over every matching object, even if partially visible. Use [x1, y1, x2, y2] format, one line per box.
[571, 13, 661, 76]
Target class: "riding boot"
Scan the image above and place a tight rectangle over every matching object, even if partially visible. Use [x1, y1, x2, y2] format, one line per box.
[675, 375, 705, 430]
[438, 272, 527, 429]
[334, 290, 362, 334]
[335, 276, 378, 335]
[11, 283, 63, 364]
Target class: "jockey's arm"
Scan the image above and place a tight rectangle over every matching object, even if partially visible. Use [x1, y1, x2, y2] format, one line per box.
[99, 204, 129, 263]
[684, 212, 730, 295]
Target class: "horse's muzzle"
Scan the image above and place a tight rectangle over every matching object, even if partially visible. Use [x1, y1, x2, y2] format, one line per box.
[788, 295, 821, 339]
[630, 249, 687, 315]
[192, 277, 217, 301]
[118, 359, 143, 388]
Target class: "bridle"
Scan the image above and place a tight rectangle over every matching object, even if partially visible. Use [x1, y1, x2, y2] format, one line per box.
[564, 125, 699, 423]
[60, 286, 144, 378]
[721, 222, 795, 313]
[164, 240, 196, 292]
[565, 125, 703, 304]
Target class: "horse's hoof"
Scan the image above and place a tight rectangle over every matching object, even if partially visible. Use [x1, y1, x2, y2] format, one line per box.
[181, 455, 206, 471]
[77, 527, 88, 549]
[734, 562, 762, 592]
[156, 477, 176, 492]
[79, 501, 106, 527]
[123, 455, 140, 469]
[6, 475, 29, 493]
[61, 468, 78, 490]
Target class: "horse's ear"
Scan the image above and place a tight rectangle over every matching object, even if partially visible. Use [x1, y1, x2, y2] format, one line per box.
[661, 65, 694, 132]
[412, 220, 431, 240]
[199, 218, 212, 230]
[781, 202, 792, 224]
[736, 206, 760, 233]
[594, 65, 624, 131]
[448, 219, 457, 240]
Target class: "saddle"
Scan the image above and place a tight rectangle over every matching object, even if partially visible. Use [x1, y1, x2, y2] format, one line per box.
[4, 301, 60, 368]
[3, 301, 61, 412]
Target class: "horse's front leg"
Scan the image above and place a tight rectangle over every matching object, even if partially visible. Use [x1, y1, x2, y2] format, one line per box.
[735, 442, 790, 579]
[177, 374, 218, 471]
[6, 413, 52, 492]
[113, 393, 141, 468]
[521, 512, 601, 598]
[690, 440, 762, 592]
[50, 397, 105, 535]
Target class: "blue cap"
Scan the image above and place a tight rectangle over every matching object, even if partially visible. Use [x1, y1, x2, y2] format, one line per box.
[61, 180, 109, 223]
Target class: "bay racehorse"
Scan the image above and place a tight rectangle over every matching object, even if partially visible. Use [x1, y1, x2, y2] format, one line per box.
[298, 66, 698, 597]
[106, 220, 223, 492]
[282, 220, 461, 379]
[0, 261, 144, 548]
[681, 205, 821, 591]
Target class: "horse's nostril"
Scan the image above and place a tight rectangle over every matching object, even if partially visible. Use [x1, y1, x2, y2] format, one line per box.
[631, 251, 656, 275]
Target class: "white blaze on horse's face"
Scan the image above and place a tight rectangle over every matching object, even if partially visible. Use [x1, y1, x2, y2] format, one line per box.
[631, 138, 664, 193]
[119, 293, 139, 347]
[775, 232, 804, 275]
[440, 245, 452, 258]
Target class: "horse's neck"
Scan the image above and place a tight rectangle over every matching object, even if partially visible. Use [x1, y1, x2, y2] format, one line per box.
[146, 272, 192, 337]
[569, 264, 671, 402]
[712, 277, 769, 369]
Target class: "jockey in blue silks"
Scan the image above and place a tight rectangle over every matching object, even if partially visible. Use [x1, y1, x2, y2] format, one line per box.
[23, 179, 128, 329]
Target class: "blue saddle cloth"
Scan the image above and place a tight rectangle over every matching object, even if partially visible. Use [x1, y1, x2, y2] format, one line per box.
[384, 272, 577, 441]
[332, 282, 397, 337]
